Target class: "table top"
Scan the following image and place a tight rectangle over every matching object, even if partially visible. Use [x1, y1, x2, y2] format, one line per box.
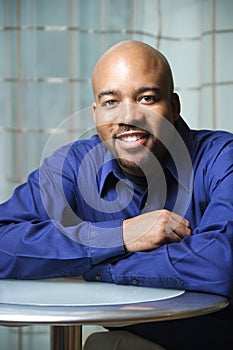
[0, 278, 229, 326]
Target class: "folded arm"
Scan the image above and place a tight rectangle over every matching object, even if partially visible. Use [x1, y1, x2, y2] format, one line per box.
[84, 146, 233, 298]
[0, 146, 125, 279]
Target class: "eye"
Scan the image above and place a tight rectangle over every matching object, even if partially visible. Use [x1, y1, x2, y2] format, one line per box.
[139, 95, 158, 105]
[101, 100, 119, 109]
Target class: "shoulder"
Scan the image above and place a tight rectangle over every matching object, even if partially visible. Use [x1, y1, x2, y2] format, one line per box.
[65, 134, 108, 169]
[43, 134, 107, 171]
[191, 129, 233, 177]
[66, 134, 104, 157]
[192, 129, 233, 157]
[71, 134, 102, 152]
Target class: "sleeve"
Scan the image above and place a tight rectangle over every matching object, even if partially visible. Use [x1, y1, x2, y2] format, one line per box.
[83, 226, 233, 297]
[83, 144, 233, 299]
[0, 145, 125, 279]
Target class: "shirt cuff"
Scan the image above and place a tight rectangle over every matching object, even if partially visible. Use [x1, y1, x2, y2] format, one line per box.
[88, 219, 125, 265]
[83, 263, 114, 283]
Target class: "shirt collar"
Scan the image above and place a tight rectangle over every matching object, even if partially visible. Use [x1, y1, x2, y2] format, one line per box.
[97, 117, 194, 196]
[97, 150, 123, 196]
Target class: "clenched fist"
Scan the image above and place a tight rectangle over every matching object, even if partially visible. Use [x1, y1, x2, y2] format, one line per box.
[123, 209, 191, 252]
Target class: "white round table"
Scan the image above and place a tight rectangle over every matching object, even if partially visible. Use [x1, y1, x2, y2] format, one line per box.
[0, 279, 229, 350]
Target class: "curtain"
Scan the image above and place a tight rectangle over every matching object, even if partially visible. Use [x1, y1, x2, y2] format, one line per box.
[0, 0, 232, 348]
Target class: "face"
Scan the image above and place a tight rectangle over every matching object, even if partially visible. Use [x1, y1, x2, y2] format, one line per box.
[92, 48, 180, 176]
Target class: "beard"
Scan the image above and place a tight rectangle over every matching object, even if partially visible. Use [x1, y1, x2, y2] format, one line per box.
[116, 147, 159, 177]
[117, 157, 144, 176]
[114, 135, 169, 177]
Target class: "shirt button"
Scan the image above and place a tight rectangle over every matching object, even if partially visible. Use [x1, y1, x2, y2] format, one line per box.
[132, 279, 138, 285]
[144, 202, 150, 209]
[96, 274, 102, 281]
[64, 272, 71, 277]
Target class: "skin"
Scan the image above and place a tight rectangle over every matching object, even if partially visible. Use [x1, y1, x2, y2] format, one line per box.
[92, 40, 191, 252]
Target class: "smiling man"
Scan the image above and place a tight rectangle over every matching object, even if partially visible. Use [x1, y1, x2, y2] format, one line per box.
[91, 41, 191, 253]
[1, 41, 233, 349]
[92, 40, 179, 176]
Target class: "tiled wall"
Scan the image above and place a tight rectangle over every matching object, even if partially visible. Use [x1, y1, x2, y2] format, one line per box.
[0, 0, 232, 348]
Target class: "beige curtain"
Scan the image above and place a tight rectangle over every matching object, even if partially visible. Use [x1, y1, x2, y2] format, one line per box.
[0, 0, 233, 348]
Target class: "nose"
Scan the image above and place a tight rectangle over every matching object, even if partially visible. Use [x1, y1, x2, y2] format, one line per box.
[113, 102, 146, 125]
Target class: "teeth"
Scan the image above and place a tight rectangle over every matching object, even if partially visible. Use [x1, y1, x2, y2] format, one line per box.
[121, 135, 140, 142]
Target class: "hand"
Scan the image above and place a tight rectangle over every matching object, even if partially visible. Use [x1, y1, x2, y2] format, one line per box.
[123, 209, 191, 252]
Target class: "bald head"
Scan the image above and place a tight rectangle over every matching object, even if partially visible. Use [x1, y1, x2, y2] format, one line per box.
[91, 40, 181, 176]
[92, 40, 174, 98]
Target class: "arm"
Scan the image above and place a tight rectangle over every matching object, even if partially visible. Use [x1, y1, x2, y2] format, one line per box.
[0, 145, 124, 279]
[83, 146, 233, 298]
[83, 224, 233, 297]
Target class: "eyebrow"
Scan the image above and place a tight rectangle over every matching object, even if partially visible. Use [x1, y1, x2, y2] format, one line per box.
[135, 86, 161, 94]
[98, 86, 160, 101]
[98, 90, 118, 100]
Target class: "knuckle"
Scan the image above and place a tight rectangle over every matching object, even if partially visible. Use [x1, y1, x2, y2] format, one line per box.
[159, 210, 170, 222]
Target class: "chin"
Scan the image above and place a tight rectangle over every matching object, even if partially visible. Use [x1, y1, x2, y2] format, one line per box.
[118, 158, 147, 176]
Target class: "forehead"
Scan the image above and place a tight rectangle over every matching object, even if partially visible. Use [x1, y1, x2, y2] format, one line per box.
[93, 54, 166, 97]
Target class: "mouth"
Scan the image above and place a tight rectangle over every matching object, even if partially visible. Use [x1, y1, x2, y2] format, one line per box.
[114, 127, 150, 150]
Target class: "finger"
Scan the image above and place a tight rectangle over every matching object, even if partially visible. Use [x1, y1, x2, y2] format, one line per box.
[166, 215, 191, 236]
[160, 210, 190, 233]
[173, 227, 191, 239]
[166, 220, 191, 238]
[165, 231, 183, 244]
[169, 212, 190, 228]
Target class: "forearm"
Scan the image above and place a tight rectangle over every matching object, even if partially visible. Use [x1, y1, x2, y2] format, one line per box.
[0, 152, 126, 279]
[84, 223, 233, 297]
[0, 219, 125, 279]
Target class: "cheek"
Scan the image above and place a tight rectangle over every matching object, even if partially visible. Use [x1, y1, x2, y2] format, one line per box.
[151, 104, 170, 117]
[151, 105, 174, 128]
[96, 124, 113, 142]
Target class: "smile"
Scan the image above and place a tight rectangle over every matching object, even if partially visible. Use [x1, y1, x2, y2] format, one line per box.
[119, 133, 146, 142]
[114, 130, 149, 150]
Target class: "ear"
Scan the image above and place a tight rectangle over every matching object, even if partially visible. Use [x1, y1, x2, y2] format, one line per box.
[92, 102, 97, 124]
[171, 93, 181, 121]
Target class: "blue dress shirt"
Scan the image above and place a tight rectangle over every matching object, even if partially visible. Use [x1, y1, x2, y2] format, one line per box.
[0, 117, 233, 300]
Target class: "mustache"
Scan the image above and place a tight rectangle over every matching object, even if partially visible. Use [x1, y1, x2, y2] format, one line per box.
[113, 123, 152, 137]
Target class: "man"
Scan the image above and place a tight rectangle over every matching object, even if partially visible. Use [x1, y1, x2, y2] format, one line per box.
[0, 41, 233, 349]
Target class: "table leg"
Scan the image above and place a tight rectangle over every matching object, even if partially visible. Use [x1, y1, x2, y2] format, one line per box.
[51, 325, 82, 350]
